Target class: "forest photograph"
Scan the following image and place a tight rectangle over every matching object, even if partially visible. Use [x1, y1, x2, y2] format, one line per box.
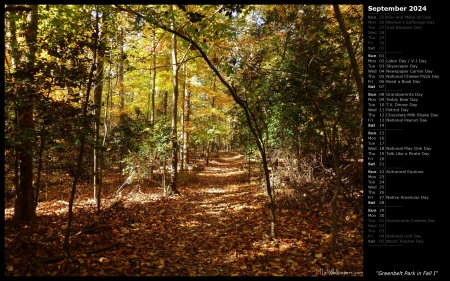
[4, 4, 363, 276]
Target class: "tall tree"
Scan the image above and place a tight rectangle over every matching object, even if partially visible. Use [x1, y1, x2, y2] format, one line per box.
[166, 4, 180, 196]
[181, 63, 191, 167]
[150, 25, 157, 126]
[118, 26, 125, 111]
[13, 4, 39, 223]
[63, 7, 100, 257]
[93, 11, 108, 212]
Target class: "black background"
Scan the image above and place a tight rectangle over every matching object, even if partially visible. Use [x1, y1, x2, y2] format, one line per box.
[363, 1, 443, 278]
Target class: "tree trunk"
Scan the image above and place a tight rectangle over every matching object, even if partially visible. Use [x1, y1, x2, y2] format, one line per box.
[29, 135, 45, 235]
[330, 145, 343, 256]
[14, 4, 38, 223]
[63, 10, 100, 258]
[180, 64, 186, 171]
[167, 5, 180, 196]
[205, 142, 210, 166]
[184, 82, 191, 165]
[150, 25, 156, 126]
[333, 5, 363, 115]
[94, 13, 107, 213]
[118, 27, 125, 111]
[162, 90, 168, 121]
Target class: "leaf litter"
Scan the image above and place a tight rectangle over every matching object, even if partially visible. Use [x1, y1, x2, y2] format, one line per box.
[4, 151, 363, 276]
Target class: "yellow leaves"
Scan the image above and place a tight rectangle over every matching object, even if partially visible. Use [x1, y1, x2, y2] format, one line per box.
[278, 243, 289, 251]
[348, 247, 357, 255]
[314, 253, 323, 258]
[7, 265, 14, 272]
[158, 258, 165, 269]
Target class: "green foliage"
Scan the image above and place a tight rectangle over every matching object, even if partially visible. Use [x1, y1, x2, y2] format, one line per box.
[4, 3, 362, 196]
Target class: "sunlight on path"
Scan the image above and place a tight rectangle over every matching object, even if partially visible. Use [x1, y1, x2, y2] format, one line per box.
[5, 151, 363, 277]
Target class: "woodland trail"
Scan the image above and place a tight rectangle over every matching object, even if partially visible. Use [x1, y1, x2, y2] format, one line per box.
[5, 151, 363, 276]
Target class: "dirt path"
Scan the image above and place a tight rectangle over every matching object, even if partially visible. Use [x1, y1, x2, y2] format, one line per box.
[122, 151, 273, 276]
[5, 151, 363, 276]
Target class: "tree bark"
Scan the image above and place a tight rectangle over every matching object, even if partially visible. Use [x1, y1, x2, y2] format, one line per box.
[94, 12, 107, 213]
[63, 9, 100, 257]
[183, 77, 191, 165]
[150, 25, 156, 126]
[14, 4, 38, 223]
[167, 5, 180, 196]
[180, 64, 186, 171]
[118, 27, 125, 111]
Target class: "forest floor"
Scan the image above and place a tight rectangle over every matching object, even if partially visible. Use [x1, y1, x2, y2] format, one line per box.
[4, 151, 363, 277]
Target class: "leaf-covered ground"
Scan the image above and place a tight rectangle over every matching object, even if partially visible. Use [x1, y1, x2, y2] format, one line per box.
[4, 151, 363, 276]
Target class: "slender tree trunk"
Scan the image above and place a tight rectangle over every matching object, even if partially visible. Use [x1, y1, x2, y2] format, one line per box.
[102, 43, 112, 181]
[333, 5, 363, 115]
[205, 142, 210, 166]
[119, 27, 125, 111]
[92, 15, 107, 208]
[162, 157, 167, 190]
[162, 90, 168, 120]
[14, 4, 38, 223]
[30, 136, 45, 219]
[180, 64, 186, 171]
[183, 79, 191, 165]
[330, 145, 343, 256]
[150, 25, 156, 126]
[63, 10, 99, 258]
[167, 5, 180, 196]
[94, 13, 107, 213]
